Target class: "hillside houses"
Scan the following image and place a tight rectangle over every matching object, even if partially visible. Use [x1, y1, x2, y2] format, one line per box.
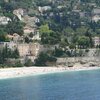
[38, 6, 52, 13]
[23, 26, 40, 40]
[0, 41, 41, 60]
[92, 8, 100, 22]
[0, 16, 11, 25]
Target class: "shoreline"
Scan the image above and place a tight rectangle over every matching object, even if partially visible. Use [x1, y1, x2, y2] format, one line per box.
[0, 66, 100, 80]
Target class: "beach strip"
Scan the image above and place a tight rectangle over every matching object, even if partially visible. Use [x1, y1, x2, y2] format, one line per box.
[0, 66, 100, 79]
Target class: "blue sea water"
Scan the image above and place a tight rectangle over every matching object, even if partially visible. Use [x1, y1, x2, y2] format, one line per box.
[0, 69, 100, 100]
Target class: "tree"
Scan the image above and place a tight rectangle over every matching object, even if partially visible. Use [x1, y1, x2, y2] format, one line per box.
[6, 21, 24, 36]
[1, 2, 14, 13]
[29, 32, 33, 38]
[14, 61, 23, 67]
[76, 26, 88, 35]
[85, 29, 94, 48]
[54, 47, 64, 57]
[69, 44, 76, 49]
[41, 31, 61, 45]
[63, 27, 74, 36]
[12, 48, 20, 59]
[59, 37, 69, 49]
[0, 28, 8, 42]
[24, 58, 33, 67]
[25, 36, 30, 43]
[0, 34, 7, 42]
[0, 50, 4, 64]
[77, 36, 90, 48]
[35, 52, 49, 66]
[35, 52, 57, 66]
[39, 24, 52, 34]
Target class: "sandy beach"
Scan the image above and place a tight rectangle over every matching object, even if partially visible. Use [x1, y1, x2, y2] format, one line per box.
[0, 64, 100, 79]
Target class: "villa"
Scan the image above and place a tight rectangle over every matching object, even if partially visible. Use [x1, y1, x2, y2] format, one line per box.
[0, 16, 11, 25]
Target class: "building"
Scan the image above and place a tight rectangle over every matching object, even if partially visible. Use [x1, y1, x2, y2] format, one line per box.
[13, 8, 25, 21]
[32, 31, 41, 40]
[4, 0, 9, 2]
[79, 12, 86, 18]
[0, 16, 11, 25]
[92, 15, 100, 22]
[17, 44, 30, 57]
[7, 33, 23, 43]
[17, 43, 40, 58]
[92, 36, 100, 47]
[24, 26, 35, 34]
[38, 6, 51, 13]
[29, 43, 40, 57]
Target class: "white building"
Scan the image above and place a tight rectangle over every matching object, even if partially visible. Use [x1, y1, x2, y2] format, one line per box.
[32, 34, 41, 40]
[92, 15, 100, 22]
[0, 16, 11, 25]
[38, 6, 51, 13]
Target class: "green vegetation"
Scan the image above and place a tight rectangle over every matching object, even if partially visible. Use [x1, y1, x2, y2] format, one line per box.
[35, 52, 57, 66]
[0, 44, 20, 67]
[24, 57, 33, 67]
[6, 21, 25, 36]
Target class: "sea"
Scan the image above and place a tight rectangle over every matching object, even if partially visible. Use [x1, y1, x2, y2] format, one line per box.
[0, 69, 100, 100]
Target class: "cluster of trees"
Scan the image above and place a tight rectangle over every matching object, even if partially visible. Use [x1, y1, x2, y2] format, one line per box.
[49, 47, 91, 58]
[6, 21, 25, 36]
[0, 0, 26, 39]
[40, 24, 61, 45]
[36, 0, 100, 51]
[0, 45, 20, 66]
[0, 21, 25, 42]
[39, 23, 94, 49]
[35, 52, 57, 66]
